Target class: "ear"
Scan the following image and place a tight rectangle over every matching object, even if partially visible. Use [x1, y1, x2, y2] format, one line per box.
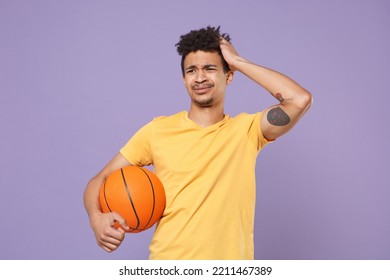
[226, 71, 234, 85]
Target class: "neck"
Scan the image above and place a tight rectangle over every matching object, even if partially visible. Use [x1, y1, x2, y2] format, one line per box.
[187, 105, 225, 128]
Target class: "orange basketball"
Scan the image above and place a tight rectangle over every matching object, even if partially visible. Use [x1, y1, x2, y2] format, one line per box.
[99, 166, 166, 233]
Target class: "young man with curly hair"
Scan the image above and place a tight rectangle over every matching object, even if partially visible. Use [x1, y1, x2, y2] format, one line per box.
[84, 26, 312, 260]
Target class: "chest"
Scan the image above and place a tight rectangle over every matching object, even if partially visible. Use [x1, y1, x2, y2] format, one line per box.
[152, 125, 254, 174]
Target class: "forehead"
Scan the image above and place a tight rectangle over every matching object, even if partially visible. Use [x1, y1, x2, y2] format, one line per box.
[183, 51, 222, 68]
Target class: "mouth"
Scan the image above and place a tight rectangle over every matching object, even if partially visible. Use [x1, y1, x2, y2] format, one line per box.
[192, 84, 214, 94]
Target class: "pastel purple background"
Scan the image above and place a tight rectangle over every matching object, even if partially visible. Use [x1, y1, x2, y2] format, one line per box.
[1, 0, 389, 260]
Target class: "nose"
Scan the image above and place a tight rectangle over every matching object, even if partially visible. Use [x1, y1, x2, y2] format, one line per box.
[195, 69, 208, 83]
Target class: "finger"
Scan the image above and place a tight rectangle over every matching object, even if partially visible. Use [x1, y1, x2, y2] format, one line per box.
[100, 241, 119, 253]
[97, 233, 120, 252]
[111, 212, 130, 231]
[101, 226, 125, 242]
[219, 37, 230, 45]
[99, 240, 115, 252]
[110, 227, 126, 241]
[95, 224, 125, 246]
[98, 230, 125, 252]
[100, 233, 124, 245]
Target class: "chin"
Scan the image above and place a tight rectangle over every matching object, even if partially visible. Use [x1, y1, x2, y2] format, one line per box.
[194, 98, 214, 107]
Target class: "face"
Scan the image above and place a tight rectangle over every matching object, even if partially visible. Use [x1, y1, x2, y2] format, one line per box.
[183, 51, 233, 108]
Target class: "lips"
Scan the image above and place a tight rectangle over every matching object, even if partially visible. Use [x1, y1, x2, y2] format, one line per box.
[192, 83, 214, 94]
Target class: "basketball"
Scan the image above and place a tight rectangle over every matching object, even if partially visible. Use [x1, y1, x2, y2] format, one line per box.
[99, 166, 166, 233]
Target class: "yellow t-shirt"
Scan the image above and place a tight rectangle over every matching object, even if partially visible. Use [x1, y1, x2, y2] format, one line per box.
[120, 111, 271, 259]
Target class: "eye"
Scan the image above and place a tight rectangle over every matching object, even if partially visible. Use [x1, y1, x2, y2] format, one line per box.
[185, 68, 196, 74]
[205, 67, 217, 72]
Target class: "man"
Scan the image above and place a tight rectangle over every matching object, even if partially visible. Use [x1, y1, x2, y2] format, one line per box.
[84, 26, 312, 259]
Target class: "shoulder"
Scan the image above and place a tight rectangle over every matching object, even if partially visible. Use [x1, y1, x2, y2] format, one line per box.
[230, 112, 264, 125]
[152, 111, 184, 122]
[151, 111, 184, 123]
[230, 112, 272, 148]
[146, 111, 186, 130]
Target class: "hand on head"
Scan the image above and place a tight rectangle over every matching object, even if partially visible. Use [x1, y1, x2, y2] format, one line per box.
[219, 37, 240, 71]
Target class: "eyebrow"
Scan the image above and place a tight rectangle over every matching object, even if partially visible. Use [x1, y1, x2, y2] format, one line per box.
[184, 64, 218, 71]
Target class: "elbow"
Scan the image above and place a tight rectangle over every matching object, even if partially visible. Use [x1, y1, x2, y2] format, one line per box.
[296, 90, 313, 111]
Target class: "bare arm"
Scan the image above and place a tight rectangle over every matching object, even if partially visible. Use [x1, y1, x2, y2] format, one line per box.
[220, 38, 313, 140]
[83, 152, 131, 252]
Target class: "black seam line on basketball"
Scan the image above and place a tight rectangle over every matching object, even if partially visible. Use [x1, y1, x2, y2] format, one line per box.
[104, 176, 136, 232]
[103, 179, 113, 213]
[137, 167, 156, 230]
[121, 168, 140, 231]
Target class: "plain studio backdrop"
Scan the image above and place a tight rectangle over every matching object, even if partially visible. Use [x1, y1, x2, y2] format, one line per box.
[0, 0, 389, 260]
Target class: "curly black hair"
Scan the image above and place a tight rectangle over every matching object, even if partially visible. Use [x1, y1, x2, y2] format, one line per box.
[175, 26, 231, 76]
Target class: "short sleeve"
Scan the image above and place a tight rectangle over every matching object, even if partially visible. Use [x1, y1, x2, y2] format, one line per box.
[120, 121, 153, 166]
[247, 112, 274, 152]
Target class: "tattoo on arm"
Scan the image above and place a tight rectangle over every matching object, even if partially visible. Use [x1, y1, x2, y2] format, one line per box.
[275, 93, 284, 102]
[275, 92, 293, 103]
[267, 107, 291, 126]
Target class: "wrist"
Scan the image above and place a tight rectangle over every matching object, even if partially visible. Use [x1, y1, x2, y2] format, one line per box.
[229, 56, 249, 72]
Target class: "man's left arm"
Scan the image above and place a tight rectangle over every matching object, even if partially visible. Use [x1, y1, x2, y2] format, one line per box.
[220, 38, 313, 140]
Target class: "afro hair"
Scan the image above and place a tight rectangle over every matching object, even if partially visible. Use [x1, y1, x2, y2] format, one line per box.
[175, 26, 231, 75]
